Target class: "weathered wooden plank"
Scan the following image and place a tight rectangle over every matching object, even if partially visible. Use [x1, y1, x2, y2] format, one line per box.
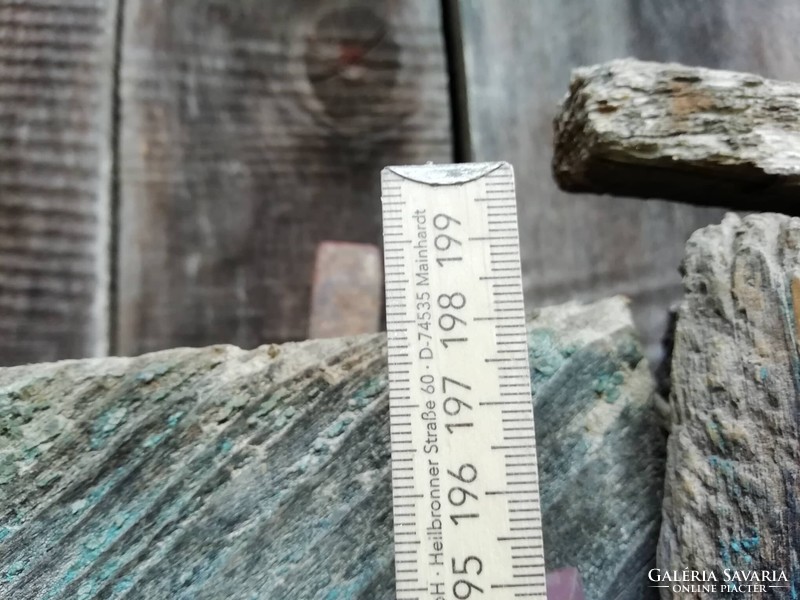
[0, 296, 664, 599]
[554, 59, 800, 211]
[457, 0, 800, 362]
[660, 213, 800, 598]
[116, 0, 452, 355]
[0, 0, 118, 365]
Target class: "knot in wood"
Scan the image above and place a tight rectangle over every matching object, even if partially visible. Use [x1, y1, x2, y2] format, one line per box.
[303, 6, 404, 135]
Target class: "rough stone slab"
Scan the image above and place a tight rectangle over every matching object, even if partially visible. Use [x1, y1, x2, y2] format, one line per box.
[660, 213, 800, 598]
[532, 297, 665, 600]
[553, 58, 800, 212]
[0, 297, 664, 599]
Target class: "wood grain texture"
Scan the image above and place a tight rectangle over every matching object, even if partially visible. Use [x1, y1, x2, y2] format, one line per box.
[0, 296, 664, 599]
[554, 59, 800, 211]
[116, 0, 452, 355]
[0, 0, 118, 365]
[660, 213, 800, 598]
[457, 0, 800, 363]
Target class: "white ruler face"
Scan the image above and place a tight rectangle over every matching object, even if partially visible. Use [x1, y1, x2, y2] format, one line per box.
[381, 162, 546, 600]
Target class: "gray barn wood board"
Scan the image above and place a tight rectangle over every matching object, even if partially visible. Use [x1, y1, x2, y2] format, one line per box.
[0, 296, 665, 599]
[457, 0, 800, 363]
[4, 0, 800, 369]
[554, 59, 800, 212]
[0, 0, 119, 366]
[116, 0, 452, 356]
[660, 213, 800, 598]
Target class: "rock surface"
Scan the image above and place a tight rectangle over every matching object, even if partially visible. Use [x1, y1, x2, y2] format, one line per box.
[553, 59, 800, 212]
[0, 297, 664, 599]
[531, 298, 666, 600]
[660, 213, 800, 598]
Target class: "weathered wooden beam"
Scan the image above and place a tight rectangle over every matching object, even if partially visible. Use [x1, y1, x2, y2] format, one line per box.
[116, 0, 452, 354]
[0, 296, 664, 599]
[0, 0, 119, 365]
[660, 213, 800, 596]
[554, 58, 800, 212]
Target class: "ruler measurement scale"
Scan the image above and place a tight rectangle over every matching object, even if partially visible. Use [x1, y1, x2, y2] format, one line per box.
[382, 163, 546, 600]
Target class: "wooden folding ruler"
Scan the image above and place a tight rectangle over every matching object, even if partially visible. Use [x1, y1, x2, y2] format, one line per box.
[381, 162, 546, 599]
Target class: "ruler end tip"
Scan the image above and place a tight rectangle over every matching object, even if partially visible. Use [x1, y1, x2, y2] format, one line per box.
[383, 162, 508, 186]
